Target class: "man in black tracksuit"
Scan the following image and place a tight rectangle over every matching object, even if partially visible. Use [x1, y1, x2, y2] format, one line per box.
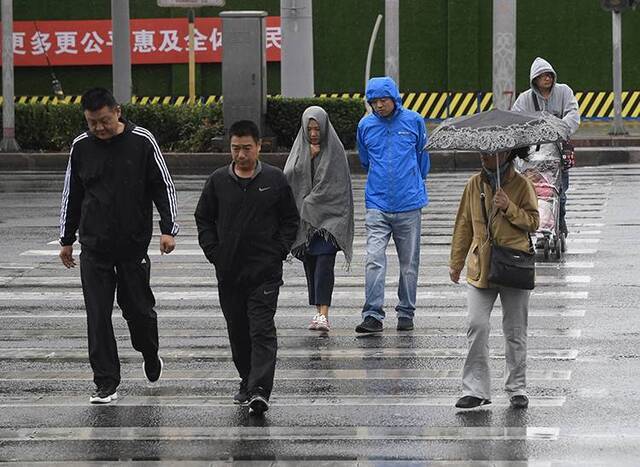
[59, 88, 179, 404]
[195, 120, 299, 415]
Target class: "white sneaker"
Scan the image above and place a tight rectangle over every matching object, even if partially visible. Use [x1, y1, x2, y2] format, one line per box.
[315, 314, 330, 332]
[89, 388, 118, 404]
[308, 314, 321, 330]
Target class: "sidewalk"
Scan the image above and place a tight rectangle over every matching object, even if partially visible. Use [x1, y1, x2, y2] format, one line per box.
[1, 121, 640, 173]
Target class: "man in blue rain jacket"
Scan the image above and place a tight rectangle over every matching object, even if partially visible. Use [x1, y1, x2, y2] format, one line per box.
[355, 76, 430, 333]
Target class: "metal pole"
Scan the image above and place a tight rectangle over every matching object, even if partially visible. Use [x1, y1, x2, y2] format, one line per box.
[1, 0, 20, 151]
[364, 14, 383, 114]
[111, 0, 132, 104]
[610, 10, 627, 135]
[280, 0, 314, 97]
[188, 8, 196, 103]
[492, 0, 516, 111]
[384, 0, 399, 86]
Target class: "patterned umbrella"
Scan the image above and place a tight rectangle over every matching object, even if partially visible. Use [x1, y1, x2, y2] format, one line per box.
[426, 109, 570, 153]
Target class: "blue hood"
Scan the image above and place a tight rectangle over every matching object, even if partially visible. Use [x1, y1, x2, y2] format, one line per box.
[365, 77, 403, 112]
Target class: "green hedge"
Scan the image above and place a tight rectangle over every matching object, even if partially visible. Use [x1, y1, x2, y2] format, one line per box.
[12, 103, 224, 152]
[5, 97, 365, 152]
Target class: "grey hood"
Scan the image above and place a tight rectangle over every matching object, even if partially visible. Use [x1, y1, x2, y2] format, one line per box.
[512, 57, 580, 136]
[529, 57, 557, 94]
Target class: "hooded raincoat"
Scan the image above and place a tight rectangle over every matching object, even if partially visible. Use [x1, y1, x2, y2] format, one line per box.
[357, 77, 430, 213]
[512, 57, 580, 136]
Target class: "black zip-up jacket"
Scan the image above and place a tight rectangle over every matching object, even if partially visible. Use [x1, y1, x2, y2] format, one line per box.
[59, 120, 179, 259]
[194, 161, 299, 284]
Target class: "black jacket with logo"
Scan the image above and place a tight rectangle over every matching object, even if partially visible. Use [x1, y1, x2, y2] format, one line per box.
[59, 120, 179, 259]
[194, 161, 300, 284]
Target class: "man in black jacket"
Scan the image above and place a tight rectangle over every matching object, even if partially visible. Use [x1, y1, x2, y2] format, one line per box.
[195, 120, 299, 416]
[59, 88, 179, 404]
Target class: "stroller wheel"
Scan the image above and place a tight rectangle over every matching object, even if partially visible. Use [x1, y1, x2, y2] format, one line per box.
[554, 238, 562, 260]
[543, 239, 550, 260]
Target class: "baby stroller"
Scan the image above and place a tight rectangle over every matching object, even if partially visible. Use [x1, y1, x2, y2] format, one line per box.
[516, 143, 566, 260]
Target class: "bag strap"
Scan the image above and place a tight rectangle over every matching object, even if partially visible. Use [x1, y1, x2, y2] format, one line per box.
[532, 93, 540, 111]
[480, 188, 493, 242]
[532, 93, 541, 151]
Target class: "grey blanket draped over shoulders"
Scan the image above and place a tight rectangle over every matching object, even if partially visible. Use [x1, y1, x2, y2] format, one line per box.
[283, 106, 355, 266]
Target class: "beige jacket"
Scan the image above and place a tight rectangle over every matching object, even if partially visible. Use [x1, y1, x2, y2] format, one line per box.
[449, 167, 539, 289]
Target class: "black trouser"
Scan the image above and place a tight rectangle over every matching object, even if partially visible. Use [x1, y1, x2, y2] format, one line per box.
[80, 250, 159, 389]
[218, 277, 282, 400]
[303, 253, 336, 306]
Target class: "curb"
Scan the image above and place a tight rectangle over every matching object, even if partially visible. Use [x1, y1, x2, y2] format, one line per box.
[0, 148, 639, 174]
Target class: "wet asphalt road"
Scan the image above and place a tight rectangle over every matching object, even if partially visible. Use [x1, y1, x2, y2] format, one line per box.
[0, 166, 639, 465]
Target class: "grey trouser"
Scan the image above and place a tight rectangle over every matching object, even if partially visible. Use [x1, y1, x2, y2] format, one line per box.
[462, 284, 530, 400]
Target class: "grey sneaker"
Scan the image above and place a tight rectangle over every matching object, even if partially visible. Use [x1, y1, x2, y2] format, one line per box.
[397, 317, 414, 331]
[233, 381, 249, 406]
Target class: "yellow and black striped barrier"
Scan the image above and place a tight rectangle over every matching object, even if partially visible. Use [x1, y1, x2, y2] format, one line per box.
[2, 91, 640, 119]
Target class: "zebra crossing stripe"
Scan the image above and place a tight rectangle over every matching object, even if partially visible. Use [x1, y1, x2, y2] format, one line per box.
[0, 395, 566, 409]
[0, 347, 579, 360]
[0, 309, 587, 318]
[0, 369, 572, 381]
[0, 275, 592, 287]
[44, 236, 603, 246]
[0, 425, 560, 441]
[1, 328, 582, 338]
[0, 290, 590, 300]
[19, 248, 601, 256]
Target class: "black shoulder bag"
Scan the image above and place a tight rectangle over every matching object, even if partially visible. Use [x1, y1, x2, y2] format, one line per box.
[480, 190, 536, 290]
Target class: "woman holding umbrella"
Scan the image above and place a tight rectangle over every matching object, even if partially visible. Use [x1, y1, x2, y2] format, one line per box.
[449, 147, 539, 409]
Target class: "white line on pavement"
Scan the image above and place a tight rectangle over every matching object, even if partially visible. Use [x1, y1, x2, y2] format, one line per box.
[0, 290, 590, 301]
[0, 368, 572, 381]
[0, 347, 579, 360]
[0, 395, 566, 409]
[0, 425, 560, 441]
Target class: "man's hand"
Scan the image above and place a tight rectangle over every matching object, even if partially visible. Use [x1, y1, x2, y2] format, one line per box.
[494, 188, 510, 211]
[449, 267, 461, 284]
[160, 234, 175, 254]
[59, 245, 76, 268]
[310, 144, 321, 159]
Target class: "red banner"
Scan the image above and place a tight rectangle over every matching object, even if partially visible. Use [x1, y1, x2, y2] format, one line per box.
[9, 17, 281, 66]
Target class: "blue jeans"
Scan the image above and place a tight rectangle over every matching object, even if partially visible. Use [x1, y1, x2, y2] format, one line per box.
[362, 208, 422, 321]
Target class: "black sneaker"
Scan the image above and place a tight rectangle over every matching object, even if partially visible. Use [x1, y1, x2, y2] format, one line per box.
[233, 381, 249, 406]
[248, 389, 269, 416]
[143, 355, 163, 383]
[355, 316, 383, 333]
[90, 386, 118, 404]
[510, 395, 529, 409]
[397, 317, 414, 331]
[455, 395, 491, 409]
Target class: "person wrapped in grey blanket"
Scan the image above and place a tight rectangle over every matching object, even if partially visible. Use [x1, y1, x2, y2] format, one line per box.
[284, 106, 354, 332]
